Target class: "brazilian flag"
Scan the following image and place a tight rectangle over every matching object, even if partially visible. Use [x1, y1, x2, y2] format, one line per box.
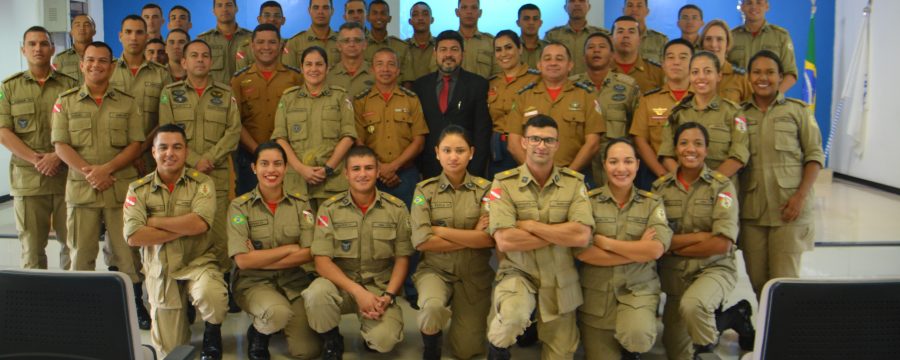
[802, 3, 817, 111]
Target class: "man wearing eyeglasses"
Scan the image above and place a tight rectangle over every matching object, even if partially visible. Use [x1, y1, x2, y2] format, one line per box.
[486, 114, 594, 359]
[235, 1, 287, 70]
[506, 42, 605, 182]
[327, 22, 374, 98]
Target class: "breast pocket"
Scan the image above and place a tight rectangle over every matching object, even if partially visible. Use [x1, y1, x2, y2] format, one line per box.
[430, 201, 453, 227]
[108, 113, 129, 147]
[321, 105, 342, 139]
[372, 223, 397, 260]
[593, 216, 617, 237]
[204, 109, 227, 143]
[690, 198, 714, 230]
[625, 216, 648, 239]
[476, 50, 493, 74]
[68, 116, 93, 147]
[282, 225, 301, 246]
[392, 111, 414, 141]
[173, 200, 193, 216]
[286, 108, 309, 143]
[515, 201, 539, 221]
[210, 46, 225, 71]
[249, 219, 271, 244]
[172, 106, 196, 140]
[549, 201, 571, 224]
[706, 124, 731, 161]
[562, 112, 586, 141]
[10, 101, 39, 146]
[603, 103, 628, 138]
[333, 226, 360, 259]
[774, 117, 802, 164]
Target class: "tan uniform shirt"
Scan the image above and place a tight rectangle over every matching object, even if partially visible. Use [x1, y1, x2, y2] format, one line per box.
[327, 61, 375, 98]
[611, 55, 664, 94]
[283, 28, 341, 69]
[52, 48, 83, 84]
[410, 173, 493, 301]
[0, 70, 76, 196]
[311, 190, 414, 290]
[521, 39, 548, 69]
[658, 95, 750, 170]
[487, 64, 540, 134]
[158, 79, 241, 193]
[719, 62, 752, 104]
[110, 57, 172, 135]
[629, 84, 692, 153]
[544, 24, 609, 75]
[271, 85, 357, 197]
[578, 185, 671, 328]
[50, 85, 144, 207]
[507, 80, 606, 167]
[234, 39, 290, 70]
[460, 31, 498, 80]
[739, 94, 824, 226]
[197, 25, 253, 84]
[364, 33, 416, 83]
[570, 71, 641, 139]
[488, 165, 594, 321]
[653, 167, 739, 296]
[728, 22, 798, 77]
[406, 36, 437, 81]
[353, 85, 429, 164]
[228, 187, 317, 296]
[231, 63, 304, 146]
[123, 169, 217, 307]
[639, 28, 669, 64]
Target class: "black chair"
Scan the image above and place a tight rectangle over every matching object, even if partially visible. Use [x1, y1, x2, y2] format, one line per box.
[0, 269, 194, 360]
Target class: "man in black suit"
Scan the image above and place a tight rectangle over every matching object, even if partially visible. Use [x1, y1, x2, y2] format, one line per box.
[412, 30, 492, 179]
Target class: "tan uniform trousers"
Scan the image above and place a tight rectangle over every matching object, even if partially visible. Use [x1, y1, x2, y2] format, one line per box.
[68, 206, 141, 282]
[210, 192, 230, 272]
[15, 194, 69, 269]
[739, 223, 813, 295]
[578, 292, 659, 359]
[415, 272, 491, 359]
[149, 267, 228, 357]
[488, 275, 580, 360]
[238, 284, 322, 359]
[302, 277, 404, 353]
[661, 272, 733, 360]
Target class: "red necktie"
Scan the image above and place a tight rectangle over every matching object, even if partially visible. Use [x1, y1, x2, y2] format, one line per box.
[439, 75, 451, 113]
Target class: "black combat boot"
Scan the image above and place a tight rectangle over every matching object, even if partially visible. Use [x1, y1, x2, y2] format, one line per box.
[321, 327, 344, 360]
[488, 343, 511, 360]
[133, 283, 151, 330]
[200, 322, 223, 360]
[716, 299, 755, 351]
[693, 343, 715, 359]
[621, 351, 642, 360]
[516, 321, 538, 347]
[247, 324, 271, 360]
[422, 331, 442, 360]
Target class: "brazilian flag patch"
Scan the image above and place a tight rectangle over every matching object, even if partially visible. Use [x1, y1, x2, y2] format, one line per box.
[413, 194, 426, 206]
[231, 214, 247, 225]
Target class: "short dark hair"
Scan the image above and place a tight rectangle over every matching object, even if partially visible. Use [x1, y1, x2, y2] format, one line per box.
[142, 3, 162, 14]
[410, 1, 431, 15]
[523, 114, 558, 134]
[72, 14, 96, 28]
[146, 38, 165, 47]
[663, 38, 694, 57]
[85, 41, 114, 59]
[604, 137, 638, 162]
[517, 3, 540, 18]
[253, 141, 287, 163]
[259, 0, 283, 14]
[23, 26, 53, 45]
[308, 0, 334, 9]
[435, 30, 464, 52]
[691, 50, 721, 73]
[368, 0, 390, 13]
[344, 145, 378, 166]
[169, 5, 191, 21]
[183, 39, 211, 56]
[301, 46, 329, 66]
[678, 4, 703, 20]
[166, 28, 190, 42]
[541, 41, 571, 61]
[372, 47, 399, 63]
[155, 123, 187, 144]
[494, 30, 521, 48]
[252, 23, 281, 41]
[584, 31, 613, 51]
[437, 124, 473, 148]
[674, 122, 709, 147]
[611, 15, 640, 34]
[121, 14, 147, 31]
[748, 49, 784, 75]
[338, 21, 366, 33]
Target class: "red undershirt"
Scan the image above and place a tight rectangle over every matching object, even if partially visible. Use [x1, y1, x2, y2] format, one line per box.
[547, 87, 563, 102]
[37, 80, 45, 87]
[224, 34, 233, 41]
[166, 183, 175, 193]
[267, 201, 278, 214]
[381, 91, 392, 102]
[672, 89, 689, 102]
[129, 68, 139, 76]
[616, 61, 635, 74]
[93, 97, 103, 106]
[751, 31, 760, 37]
[347, 70, 356, 76]
[260, 71, 274, 81]
[196, 87, 205, 97]
[505, 76, 515, 84]
[358, 204, 369, 215]
[677, 172, 692, 191]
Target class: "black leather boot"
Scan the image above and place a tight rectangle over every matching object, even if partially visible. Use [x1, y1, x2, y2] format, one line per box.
[321, 327, 344, 360]
[133, 283, 151, 330]
[247, 324, 270, 360]
[200, 322, 223, 360]
[487, 343, 511, 360]
[422, 331, 442, 360]
[621, 351, 642, 360]
[716, 299, 755, 351]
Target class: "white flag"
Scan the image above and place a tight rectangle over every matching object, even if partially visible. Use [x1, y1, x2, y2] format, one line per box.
[829, 3, 871, 158]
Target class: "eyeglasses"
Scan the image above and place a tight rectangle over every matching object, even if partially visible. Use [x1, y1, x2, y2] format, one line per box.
[526, 136, 559, 146]
[260, 12, 283, 19]
[338, 37, 365, 44]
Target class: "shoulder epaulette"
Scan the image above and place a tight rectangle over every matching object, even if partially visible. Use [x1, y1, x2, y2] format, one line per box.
[645, 58, 662, 67]
[785, 97, 808, 107]
[495, 168, 520, 180]
[573, 80, 595, 93]
[2, 71, 25, 84]
[768, 24, 790, 34]
[286, 191, 309, 202]
[710, 171, 730, 184]
[380, 192, 404, 207]
[643, 87, 662, 96]
[129, 173, 156, 190]
[399, 86, 417, 97]
[284, 65, 302, 73]
[197, 29, 215, 37]
[58, 87, 80, 98]
[281, 85, 302, 96]
[472, 176, 491, 189]
[652, 173, 674, 188]
[387, 35, 404, 42]
[328, 84, 347, 94]
[547, 25, 566, 33]
[416, 176, 440, 189]
[479, 31, 495, 39]
[517, 82, 538, 95]
[732, 66, 747, 75]
[560, 167, 584, 180]
[587, 187, 605, 197]
[355, 87, 372, 100]
[488, 74, 499, 81]
[527, 68, 541, 75]
[721, 98, 740, 109]
[211, 81, 232, 91]
[287, 30, 309, 41]
[233, 65, 251, 77]
[112, 88, 135, 99]
[186, 169, 209, 181]
[54, 71, 78, 83]
[233, 192, 254, 205]
[165, 80, 185, 89]
[611, 72, 638, 86]
[647, 29, 666, 36]
[637, 189, 661, 201]
[320, 193, 343, 207]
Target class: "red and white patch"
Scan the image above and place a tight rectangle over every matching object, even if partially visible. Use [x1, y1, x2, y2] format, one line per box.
[124, 196, 137, 209]
[236, 51, 245, 60]
[52, 103, 62, 113]
[488, 188, 502, 201]
[316, 215, 330, 228]
[717, 192, 734, 209]
[50, 63, 57, 71]
[734, 116, 748, 133]
[303, 209, 314, 224]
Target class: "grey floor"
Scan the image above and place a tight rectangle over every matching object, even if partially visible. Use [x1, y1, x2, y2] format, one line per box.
[2, 175, 900, 359]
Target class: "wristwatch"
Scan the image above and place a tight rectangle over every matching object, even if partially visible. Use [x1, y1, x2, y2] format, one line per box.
[324, 165, 335, 177]
[381, 291, 397, 305]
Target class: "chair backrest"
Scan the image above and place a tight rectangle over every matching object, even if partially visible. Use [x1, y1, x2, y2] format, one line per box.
[0, 269, 144, 359]
[752, 278, 900, 360]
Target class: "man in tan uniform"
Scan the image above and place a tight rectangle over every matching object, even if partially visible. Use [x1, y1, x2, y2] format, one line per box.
[159, 39, 241, 276]
[53, 14, 96, 84]
[570, 32, 641, 186]
[303, 146, 413, 358]
[141, 3, 165, 41]
[144, 39, 168, 65]
[165, 29, 190, 82]
[342, 0, 367, 25]
[405, 2, 437, 82]
[677, 4, 705, 46]
[365, 0, 416, 84]
[231, 24, 304, 196]
[507, 43, 606, 177]
[51, 41, 147, 326]
[124, 124, 227, 360]
[487, 115, 594, 359]
[456, 0, 498, 79]
[284, 0, 341, 69]
[611, 16, 664, 94]
[234, 1, 287, 71]
[623, 0, 668, 64]
[354, 48, 428, 206]
[517, 4, 548, 69]
[328, 22, 375, 98]
[545, 0, 608, 75]
[198, 0, 252, 84]
[729, 0, 798, 93]
[0, 26, 76, 270]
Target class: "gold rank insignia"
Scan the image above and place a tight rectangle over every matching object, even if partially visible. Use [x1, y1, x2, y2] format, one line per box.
[652, 107, 668, 116]
[568, 102, 581, 111]
[367, 125, 375, 134]
[192, 171, 200, 177]
[241, 79, 252, 85]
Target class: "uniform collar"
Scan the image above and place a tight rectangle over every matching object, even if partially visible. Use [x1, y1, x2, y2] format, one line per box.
[306, 27, 337, 41]
[149, 168, 190, 191]
[332, 60, 371, 76]
[295, 84, 334, 97]
[115, 56, 150, 71]
[748, 92, 787, 110]
[532, 79, 576, 94]
[459, 29, 486, 39]
[75, 83, 117, 100]
[437, 172, 477, 192]
[661, 82, 694, 99]
[517, 165, 565, 189]
[366, 84, 405, 99]
[367, 31, 391, 44]
[22, 68, 61, 83]
[671, 165, 715, 191]
[562, 22, 598, 34]
[184, 78, 222, 92]
[407, 36, 435, 47]
[247, 62, 288, 75]
[336, 189, 388, 209]
[688, 94, 723, 110]
[212, 24, 249, 36]
[592, 184, 644, 205]
[246, 186, 293, 205]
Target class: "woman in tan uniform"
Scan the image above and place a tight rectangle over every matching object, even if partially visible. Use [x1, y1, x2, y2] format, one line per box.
[487, 30, 540, 178]
[576, 138, 672, 360]
[653, 122, 741, 359]
[228, 142, 321, 359]
[659, 51, 749, 180]
[411, 125, 495, 360]
[699, 20, 753, 103]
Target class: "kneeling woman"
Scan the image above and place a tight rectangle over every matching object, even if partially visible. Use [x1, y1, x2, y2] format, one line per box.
[576, 138, 672, 360]
[227, 142, 321, 359]
[411, 125, 495, 360]
[653, 123, 740, 359]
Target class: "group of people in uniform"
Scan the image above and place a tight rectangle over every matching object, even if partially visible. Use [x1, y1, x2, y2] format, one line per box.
[0, 0, 825, 359]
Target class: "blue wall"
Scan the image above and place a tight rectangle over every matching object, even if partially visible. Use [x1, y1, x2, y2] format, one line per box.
[604, 0, 835, 142]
